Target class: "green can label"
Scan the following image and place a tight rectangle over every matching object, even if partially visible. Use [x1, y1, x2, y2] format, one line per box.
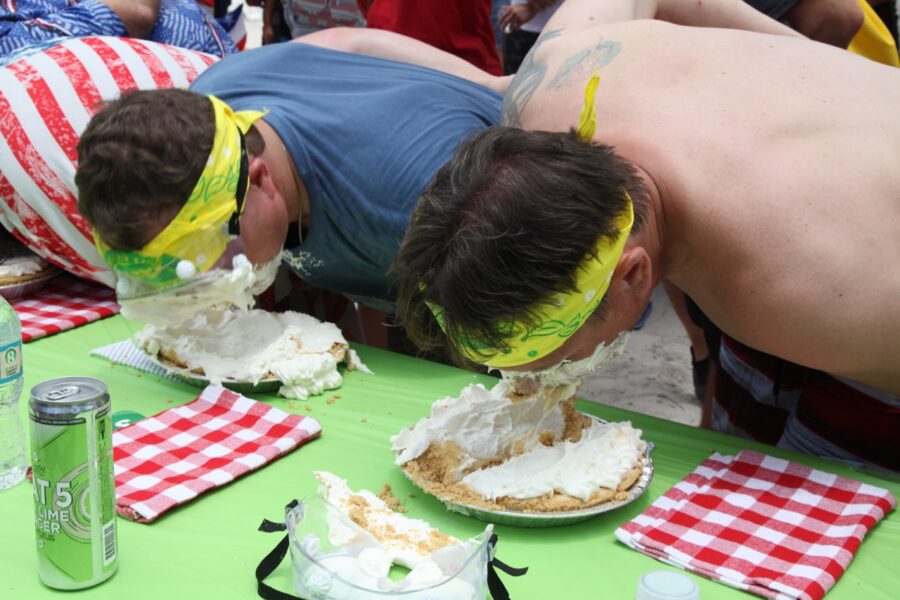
[31, 405, 117, 587]
[0, 339, 22, 383]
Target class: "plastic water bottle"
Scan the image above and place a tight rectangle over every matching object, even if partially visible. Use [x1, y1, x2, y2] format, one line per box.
[0, 295, 26, 490]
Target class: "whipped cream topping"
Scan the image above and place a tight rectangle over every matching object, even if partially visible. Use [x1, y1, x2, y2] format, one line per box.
[391, 380, 575, 477]
[119, 254, 281, 326]
[461, 420, 645, 501]
[0, 254, 49, 278]
[499, 330, 631, 391]
[135, 308, 370, 400]
[314, 471, 460, 570]
[305, 473, 489, 598]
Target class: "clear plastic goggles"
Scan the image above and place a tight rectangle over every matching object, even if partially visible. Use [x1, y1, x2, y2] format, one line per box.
[115, 249, 282, 326]
[286, 496, 493, 599]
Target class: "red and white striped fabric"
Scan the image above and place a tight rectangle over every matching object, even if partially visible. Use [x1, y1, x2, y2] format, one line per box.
[113, 385, 321, 523]
[12, 272, 119, 342]
[615, 450, 896, 600]
[0, 36, 218, 286]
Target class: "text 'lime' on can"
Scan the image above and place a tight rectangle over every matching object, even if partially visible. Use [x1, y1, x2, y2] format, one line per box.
[29, 377, 117, 589]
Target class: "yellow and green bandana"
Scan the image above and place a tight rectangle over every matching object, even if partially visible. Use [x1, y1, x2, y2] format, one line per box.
[94, 95, 267, 289]
[431, 200, 633, 367]
[428, 72, 634, 368]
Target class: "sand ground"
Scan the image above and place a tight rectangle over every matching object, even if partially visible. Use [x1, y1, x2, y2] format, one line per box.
[578, 285, 702, 426]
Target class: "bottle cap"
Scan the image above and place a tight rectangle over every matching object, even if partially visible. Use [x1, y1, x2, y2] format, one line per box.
[636, 570, 700, 600]
[111, 410, 145, 430]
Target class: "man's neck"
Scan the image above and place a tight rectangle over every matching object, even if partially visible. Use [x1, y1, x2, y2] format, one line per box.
[630, 166, 671, 286]
[632, 166, 710, 302]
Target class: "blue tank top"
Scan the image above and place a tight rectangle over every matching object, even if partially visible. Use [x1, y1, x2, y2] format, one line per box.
[190, 42, 501, 309]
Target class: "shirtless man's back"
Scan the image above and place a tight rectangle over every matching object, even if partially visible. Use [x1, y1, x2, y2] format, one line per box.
[506, 20, 900, 393]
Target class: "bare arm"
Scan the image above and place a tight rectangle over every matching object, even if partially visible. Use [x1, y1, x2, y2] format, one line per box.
[651, 0, 803, 37]
[544, 0, 803, 38]
[101, 0, 160, 39]
[295, 28, 511, 94]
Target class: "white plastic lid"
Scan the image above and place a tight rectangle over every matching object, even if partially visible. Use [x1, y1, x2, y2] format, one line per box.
[635, 570, 700, 600]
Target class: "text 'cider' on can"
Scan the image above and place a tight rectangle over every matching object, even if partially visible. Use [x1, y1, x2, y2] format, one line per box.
[29, 377, 118, 590]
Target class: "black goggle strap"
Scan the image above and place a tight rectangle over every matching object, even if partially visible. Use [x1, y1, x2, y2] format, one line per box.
[227, 130, 249, 237]
[255, 499, 297, 600]
[254, 502, 529, 600]
[487, 532, 529, 600]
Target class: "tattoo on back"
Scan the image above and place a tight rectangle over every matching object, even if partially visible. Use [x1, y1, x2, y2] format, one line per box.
[501, 28, 563, 127]
[546, 39, 621, 90]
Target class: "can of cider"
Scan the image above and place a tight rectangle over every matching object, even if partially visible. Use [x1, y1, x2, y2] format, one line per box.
[29, 377, 117, 589]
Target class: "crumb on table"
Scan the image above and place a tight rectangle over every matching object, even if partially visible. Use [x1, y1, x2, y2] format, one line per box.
[378, 484, 406, 513]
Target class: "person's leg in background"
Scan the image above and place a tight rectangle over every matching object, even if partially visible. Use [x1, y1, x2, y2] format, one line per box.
[781, 0, 865, 47]
[663, 281, 711, 403]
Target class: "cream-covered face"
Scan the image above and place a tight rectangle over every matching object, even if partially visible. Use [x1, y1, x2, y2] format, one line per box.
[507, 310, 633, 373]
[500, 329, 632, 389]
[498, 246, 654, 395]
[502, 246, 653, 374]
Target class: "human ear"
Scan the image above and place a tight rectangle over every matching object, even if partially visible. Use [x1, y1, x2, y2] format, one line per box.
[247, 156, 275, 194]
[613, 247, 653, 305]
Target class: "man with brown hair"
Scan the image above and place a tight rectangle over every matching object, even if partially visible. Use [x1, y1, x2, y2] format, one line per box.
[394, 0, 900, 471]
[76, 0, 798, 319]
[75, 29, 507, 318]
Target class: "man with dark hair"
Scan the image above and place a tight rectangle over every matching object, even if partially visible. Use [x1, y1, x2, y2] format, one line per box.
[76, 28, 506, 317]
[76, 0, 796, 320]
[394, 0, 900, 472]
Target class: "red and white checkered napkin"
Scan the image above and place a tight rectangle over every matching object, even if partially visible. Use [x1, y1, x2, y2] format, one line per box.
[615, 450, 896, 600]
[12, 274, 119, 342]
[113, 385, 321, 523]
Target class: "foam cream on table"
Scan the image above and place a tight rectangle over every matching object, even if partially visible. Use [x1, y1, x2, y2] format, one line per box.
[391, 380, 576, 477]
[134, 309, 370, 400]
[307, 472, 487, 598]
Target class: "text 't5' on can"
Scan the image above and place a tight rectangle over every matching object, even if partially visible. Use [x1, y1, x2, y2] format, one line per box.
[29, 377, 118, 589]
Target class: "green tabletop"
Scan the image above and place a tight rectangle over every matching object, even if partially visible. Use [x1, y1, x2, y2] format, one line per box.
[2, 316, 897, 599]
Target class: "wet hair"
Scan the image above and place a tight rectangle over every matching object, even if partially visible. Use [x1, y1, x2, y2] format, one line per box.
[392, 126, 648, 365]
[76, 89, 266, 250]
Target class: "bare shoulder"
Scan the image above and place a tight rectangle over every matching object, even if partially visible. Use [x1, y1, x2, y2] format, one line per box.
[500, 21, 675, 128]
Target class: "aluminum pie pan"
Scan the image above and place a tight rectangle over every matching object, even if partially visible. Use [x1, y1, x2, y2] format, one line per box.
[0, 268, 61, 301]
[144, 352, 282, 394]
[402, 416, 655, 528]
